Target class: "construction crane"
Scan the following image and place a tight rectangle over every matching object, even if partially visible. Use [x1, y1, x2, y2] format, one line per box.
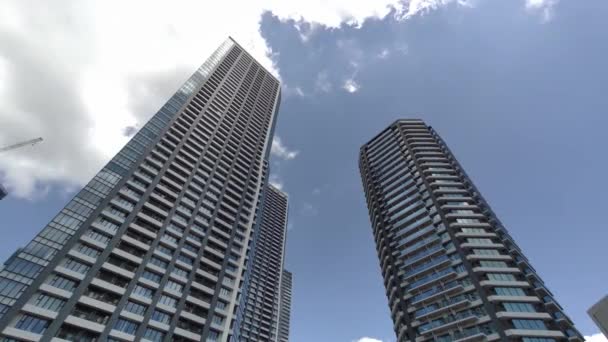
[0, 137, 43, 153]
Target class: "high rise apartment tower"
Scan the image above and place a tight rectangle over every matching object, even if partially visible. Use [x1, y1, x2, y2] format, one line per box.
[358, 119, 583, 342]
[277, 270, 292, 342]
[0, 37, 281, 342]
[588, 295, 608, 338]
[233, 184, 289, 342]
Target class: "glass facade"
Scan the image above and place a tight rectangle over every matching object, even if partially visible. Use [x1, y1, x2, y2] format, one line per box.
[359, 119, 583, 342]
[232, 185, 290, 342]
[277, 270, 292, 342]
[0, 37, 282, 342]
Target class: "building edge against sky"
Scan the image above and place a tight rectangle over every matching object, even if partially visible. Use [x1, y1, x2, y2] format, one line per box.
[358, 119, 583, 342]
[277, 269, 292, 342]
[232, 184, 290, 342]
[588, 296, 608, 338]
[0, 37, 285, 342]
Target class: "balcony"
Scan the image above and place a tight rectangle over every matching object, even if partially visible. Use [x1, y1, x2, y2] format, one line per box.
[460, 240, 504, 249]
[414, 298, 477, 321]
[410, 282, 464, 306]
[403, 255, 451, 280]
[406, 268, 457, 293]
[495, 311, 552, 320]
[69, 305, 110, 326]
[419, 313, 480, 336]
[402, 245, 446, 269]
[504, 329, 565, 339]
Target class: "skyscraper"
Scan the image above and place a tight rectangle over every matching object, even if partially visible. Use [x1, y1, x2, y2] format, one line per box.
[233, 184, 289, 342]
[277, 270, 292, 342]
[0, 37, 281, 342]
[359, 119, 583, 342]
[588, 295, 608, 338]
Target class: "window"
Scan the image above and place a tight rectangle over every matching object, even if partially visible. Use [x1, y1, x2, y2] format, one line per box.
[172, 267, 189, 279]
[480, 260, 508, 268]
[141, 270, 162, 284]
[182, 242, 198, 254]
[216, 301, 227, 310]
[62, 258, 90, 274]
[467, 238, 493, 244]
[161, 233, 179, 244]
[488, 273, 516, 281]
[113, 318, 139, 335]
[150, 257, 168, 269]
[177, 254, 194, 266]
[85, 230, 111, 244]
[22, 241, 56, 260]
[503, 302, 536, 313]
[219, 287, 231, 297]
[124, 301, 147, 316]
[5, 258, 43, 278]
[512, 319, 546, 330]
[150, 309, 171, 324]
[47, 275, 78, 291]
[34, 293, 65, 311]
[132, 285, 154, 298]
[207, 330, 220, 341]
[212, 315, 224, 325]
[495, 287, 526, 296]
[165, 280, 184, 293]
[158, 295, 177, 308]
[456, 218, 480, 224]
[157, 245, 174, 256]
[473, 249, 499, 256]
[74, 243, 101, 258]
[15, 314, 49, 334]
[144, 327, 165, 341]
[97, 217, 120, 231]
[461, 228, 485, 234]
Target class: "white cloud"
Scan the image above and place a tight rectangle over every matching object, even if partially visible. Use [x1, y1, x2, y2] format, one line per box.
[343, 78, 361, 93]
[283, 85, 306, 97]
[271, 136, 299, 160]
[585, 333, 608, 342]
[294, 87, 306, 97]
[354, 338, 383, 342]
[269, 173, 284, 190]
[525, 0, 559, 22]
[401, 0, 473, 19]
[0, 0, 481, 198]
[377, 48, 390, 59]
[315, 71, 333, 93]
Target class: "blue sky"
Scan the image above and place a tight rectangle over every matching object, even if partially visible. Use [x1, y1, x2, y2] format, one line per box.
[1, 1, 608, 341]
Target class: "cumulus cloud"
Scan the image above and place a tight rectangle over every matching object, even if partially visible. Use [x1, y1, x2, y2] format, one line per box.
[283, 85, 306, 97]
[525, 0, 559, 22]
[0, 0, 489, 198]
[315, 71, 333, 93]
[269, 173, 284, 190]
[343, 79, 361, 93]
[354, 338, 383, 342]
[377, 48, 391, 59]
[271, 136, 299, 160]
[585, 333, 608, 342]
